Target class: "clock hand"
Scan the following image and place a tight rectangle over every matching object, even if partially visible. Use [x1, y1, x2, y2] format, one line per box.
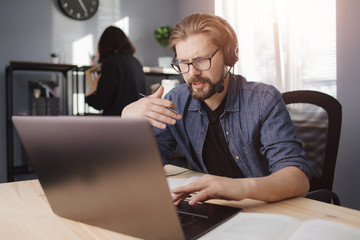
[77, 0, 88, 15]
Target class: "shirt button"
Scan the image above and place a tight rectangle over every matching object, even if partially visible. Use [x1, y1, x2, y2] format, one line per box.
[236, 156, 240, 160]
[202, 129, 206, 132]
[226, 131, 229, 136]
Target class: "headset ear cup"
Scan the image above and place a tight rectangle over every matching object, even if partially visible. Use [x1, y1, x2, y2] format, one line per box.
[224, 42, 237, 67]
[223, 22, 239, 67]
[233, 45, 239, 66]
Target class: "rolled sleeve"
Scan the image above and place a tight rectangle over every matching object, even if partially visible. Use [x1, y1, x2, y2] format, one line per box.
[259, 86, 313, 180]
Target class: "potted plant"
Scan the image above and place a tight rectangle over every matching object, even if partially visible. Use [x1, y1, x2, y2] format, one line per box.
[154, 25, 173, 68]
[50, 51, 59, 64]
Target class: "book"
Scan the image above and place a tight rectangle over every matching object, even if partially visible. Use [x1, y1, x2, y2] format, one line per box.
[166, 177, 360, 240]
[198, 212, 360, 240]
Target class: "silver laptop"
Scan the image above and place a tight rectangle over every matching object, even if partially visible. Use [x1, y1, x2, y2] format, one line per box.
[12, 116, 240, 240]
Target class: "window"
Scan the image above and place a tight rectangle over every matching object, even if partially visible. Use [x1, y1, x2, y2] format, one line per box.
[215, 0, 337, 96]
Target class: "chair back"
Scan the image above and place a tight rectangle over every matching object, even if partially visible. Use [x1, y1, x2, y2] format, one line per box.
[282, 90, 342, 193]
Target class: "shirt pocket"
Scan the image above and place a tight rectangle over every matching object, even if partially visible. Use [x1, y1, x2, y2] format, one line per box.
[233, 134, 269, 177]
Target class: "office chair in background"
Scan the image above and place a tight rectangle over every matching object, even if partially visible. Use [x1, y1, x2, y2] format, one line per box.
[282, 90, 342, 205]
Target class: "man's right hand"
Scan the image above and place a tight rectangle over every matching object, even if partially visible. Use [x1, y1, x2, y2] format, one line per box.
[121, 86, 182, 129]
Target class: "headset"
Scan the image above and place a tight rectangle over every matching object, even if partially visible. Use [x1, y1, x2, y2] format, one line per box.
[221, 18, 239, 68]
[215, 18, 239, 93]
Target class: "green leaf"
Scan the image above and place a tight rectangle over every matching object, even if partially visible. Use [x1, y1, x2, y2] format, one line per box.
[154, 26, 173, 48]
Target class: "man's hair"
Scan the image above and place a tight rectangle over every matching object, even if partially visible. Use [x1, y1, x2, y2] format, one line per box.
[98, 26, 136, 63]
[169, 13, 238, 66]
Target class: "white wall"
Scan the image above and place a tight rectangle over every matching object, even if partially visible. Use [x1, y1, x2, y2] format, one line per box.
[333, 0, 360, 210]
[177, 0, 215, 19]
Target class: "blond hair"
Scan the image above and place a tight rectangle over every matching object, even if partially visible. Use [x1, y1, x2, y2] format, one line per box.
[169, 13, 238, 66]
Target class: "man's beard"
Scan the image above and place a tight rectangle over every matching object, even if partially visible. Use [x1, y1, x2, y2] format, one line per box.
[187, 70, 225, 101]
[187, 77, 216, 101]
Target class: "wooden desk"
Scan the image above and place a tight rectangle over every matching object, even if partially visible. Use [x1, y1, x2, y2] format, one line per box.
[0, 165, 359, 239]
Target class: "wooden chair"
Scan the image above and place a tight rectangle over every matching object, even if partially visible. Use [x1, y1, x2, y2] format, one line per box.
[282, 90, 342, 205]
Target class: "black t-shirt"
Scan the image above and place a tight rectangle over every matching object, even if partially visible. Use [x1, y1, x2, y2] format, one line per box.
[201, 96, 245, 178]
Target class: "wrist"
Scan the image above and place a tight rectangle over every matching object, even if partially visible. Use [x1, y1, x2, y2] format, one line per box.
[229, 178, 254, 201]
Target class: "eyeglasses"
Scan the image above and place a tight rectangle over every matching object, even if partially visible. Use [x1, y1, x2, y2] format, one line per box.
[171, 49, 219, 74]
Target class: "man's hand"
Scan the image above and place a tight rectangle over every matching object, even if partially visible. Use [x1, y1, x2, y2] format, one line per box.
[172, 175, 249, 205]
[172, 167, 310, 205]
[121, 86, 182, 129]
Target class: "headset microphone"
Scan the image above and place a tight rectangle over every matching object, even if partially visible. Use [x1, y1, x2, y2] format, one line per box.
[214, 82, 224, 93]
[215, 67, 232, 93]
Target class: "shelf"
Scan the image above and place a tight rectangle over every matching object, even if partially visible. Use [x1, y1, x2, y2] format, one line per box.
[142, 66, 179, 78]
[9, 61, 77, 72]
[5, 61, 78, 182]
[5, 62, 180, 182]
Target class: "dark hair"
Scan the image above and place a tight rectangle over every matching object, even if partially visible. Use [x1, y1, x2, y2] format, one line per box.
[98, 26, 136, 63]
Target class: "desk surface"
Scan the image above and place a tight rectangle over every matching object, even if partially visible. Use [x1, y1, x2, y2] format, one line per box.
[1, 165, 359, 240]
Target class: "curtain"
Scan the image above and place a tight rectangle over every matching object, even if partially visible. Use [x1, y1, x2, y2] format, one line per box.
[215, 0, 337, 96]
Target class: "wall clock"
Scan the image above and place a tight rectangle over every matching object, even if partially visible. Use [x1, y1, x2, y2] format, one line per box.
[58, 0, 99, 20]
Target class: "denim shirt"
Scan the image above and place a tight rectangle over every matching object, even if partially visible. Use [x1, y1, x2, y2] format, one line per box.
[154, 74, 313, 179]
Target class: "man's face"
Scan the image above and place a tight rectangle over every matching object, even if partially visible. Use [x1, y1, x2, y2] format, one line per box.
[175, 33, 226, 101]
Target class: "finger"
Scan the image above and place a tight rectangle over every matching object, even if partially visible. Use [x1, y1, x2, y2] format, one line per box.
[144, 110, 177, 126]
[172, 175, 210, 194]
[125, 95, 181, 128]
[149, 97, 180, 114]
[147, 91, 181, 119]
[150, 85, 164, 99]
[172, 192, 189, 205]
[147, 118, 166, 129]
[174, 198, 184, 206]
[172, 186, 194, 198]
[143, 102, 182, 124]
[172, 177, 213, 205]
[172, 183, 202, 196]
[188, 190, 211, 205]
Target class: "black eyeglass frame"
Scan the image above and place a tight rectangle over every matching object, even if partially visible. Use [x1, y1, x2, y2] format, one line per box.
[171, 48, 219, 74]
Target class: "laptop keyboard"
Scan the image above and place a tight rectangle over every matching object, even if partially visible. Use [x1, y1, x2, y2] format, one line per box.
[177, 211, 206, 229]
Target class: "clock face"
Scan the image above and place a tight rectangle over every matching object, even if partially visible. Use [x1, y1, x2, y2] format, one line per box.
[58, 0, 99, 20]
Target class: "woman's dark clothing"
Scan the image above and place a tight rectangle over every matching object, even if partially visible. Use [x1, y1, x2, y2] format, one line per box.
[85, 52, 146, 115]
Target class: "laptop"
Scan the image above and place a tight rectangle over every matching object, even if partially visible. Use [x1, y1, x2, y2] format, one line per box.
[12, 115, 241, 240]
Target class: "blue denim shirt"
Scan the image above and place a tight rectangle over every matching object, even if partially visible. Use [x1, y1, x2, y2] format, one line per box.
[154, 74, 313, 179]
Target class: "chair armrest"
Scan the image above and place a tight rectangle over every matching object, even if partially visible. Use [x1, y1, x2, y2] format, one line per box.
[306, 189, 341, 205]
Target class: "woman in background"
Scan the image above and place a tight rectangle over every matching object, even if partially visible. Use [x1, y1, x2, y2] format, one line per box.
[85, 26, 146, 115]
